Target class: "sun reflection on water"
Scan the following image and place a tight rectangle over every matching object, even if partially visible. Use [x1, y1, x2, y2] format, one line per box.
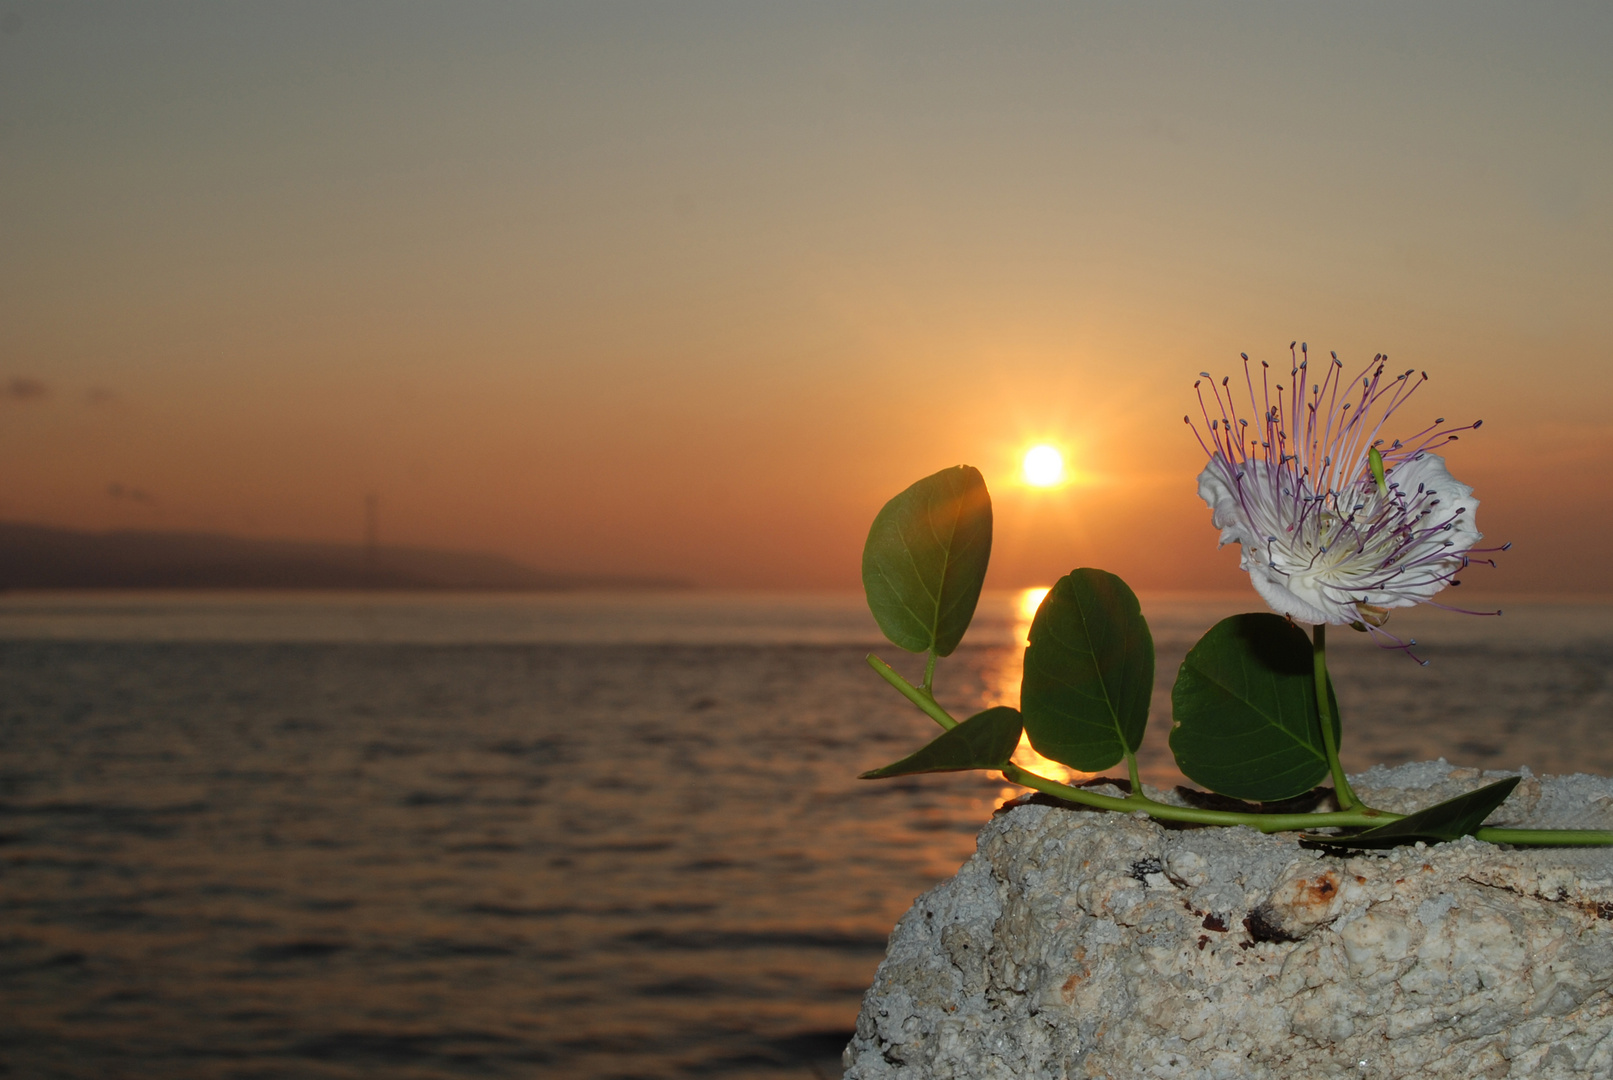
[1016, 587, 1050, 628]
[981, 586, 1095, 788]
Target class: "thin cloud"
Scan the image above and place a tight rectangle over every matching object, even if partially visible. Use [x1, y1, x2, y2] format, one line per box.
[108, 482, 157, 506]
[4, 377, 47, 401]
[85, 386, 120, 405]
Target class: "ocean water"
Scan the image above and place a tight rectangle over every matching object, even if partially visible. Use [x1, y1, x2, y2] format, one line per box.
[4, 590, 1613, 1079]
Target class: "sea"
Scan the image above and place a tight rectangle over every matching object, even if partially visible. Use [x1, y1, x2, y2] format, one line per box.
[4, 589, 1613, 1079]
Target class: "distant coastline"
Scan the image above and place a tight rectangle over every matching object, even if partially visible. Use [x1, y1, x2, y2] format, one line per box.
[0, 521, 687, 592]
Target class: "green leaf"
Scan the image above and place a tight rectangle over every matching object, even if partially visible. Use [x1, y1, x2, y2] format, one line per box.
[1303, 776, 1522, 850]
[859, 706, 1024, 778]
[1020, 569, 1154, 772]
[1168, 614, 1343, 802]
[861, 465, 993, 657]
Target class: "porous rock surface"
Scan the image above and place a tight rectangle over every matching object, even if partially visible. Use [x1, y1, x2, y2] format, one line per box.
[844, 762, 1613, 1080]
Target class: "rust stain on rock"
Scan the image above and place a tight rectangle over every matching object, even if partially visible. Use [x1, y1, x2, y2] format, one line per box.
[1059, 967, 1090, 1004]
[1299, 871, 1340, 907]
[1577, 900, 1613, 921]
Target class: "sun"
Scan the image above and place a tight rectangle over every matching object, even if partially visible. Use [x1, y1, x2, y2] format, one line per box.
[1021, 445, 1065, 487]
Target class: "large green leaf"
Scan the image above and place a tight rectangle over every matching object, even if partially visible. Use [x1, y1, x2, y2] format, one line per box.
[859, 706, 1024, 778]
[1020, 569, 1154, 772]
[861, 466, 993, 657]
[1304, 777, 1521, 850]
[1169, 614, 1343, 802]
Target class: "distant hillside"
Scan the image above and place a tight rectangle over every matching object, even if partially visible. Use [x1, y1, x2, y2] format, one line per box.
[0, 522, 686, 591]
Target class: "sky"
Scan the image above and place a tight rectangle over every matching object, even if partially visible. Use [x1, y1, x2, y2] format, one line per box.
[2, 2, 1611, 593]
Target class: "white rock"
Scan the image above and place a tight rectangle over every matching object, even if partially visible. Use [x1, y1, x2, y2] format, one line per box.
[843, 764, 1613, 1080]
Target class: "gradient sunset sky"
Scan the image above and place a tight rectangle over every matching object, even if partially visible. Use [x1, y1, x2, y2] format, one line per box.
[3, 3, 1610, 593]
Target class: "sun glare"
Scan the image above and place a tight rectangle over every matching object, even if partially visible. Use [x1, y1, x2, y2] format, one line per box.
[1017, 586, 1050, 624]
[1022, 445, 1064, 487]
[979, 584, 1091, 787]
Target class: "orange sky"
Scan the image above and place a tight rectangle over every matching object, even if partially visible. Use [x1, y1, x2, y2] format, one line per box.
[2, 4, 1611, 593]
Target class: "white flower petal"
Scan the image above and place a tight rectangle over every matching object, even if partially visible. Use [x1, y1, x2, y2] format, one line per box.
[1188, 352, 1490, 631]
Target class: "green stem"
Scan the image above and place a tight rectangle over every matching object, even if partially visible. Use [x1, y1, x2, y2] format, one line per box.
[1006, 771, 1613, 843]
[868, 654, 1613, 845]
[1000, 764, 1396, 833]
[1312, 624, 1360, 811]
[868, 654, 957, 730]
[1125, 749, 1143, 794]
[871, 653, 1386, 830]
[1475, 828, 1613, 846]
[922, 648, 937, 694]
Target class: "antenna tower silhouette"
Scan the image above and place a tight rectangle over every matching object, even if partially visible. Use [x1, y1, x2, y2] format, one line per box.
[364, 493, 380, 585]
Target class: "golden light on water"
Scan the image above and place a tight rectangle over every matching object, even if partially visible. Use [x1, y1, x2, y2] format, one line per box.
[1021, 445, 1065, 487]
[995, 585, 1090, 786]
[1017, 586, 1050, 627]
[1010, 733, 1087, 785]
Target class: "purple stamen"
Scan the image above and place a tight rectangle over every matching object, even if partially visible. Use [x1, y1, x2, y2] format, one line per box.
[1189, 347, 1503, 660]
